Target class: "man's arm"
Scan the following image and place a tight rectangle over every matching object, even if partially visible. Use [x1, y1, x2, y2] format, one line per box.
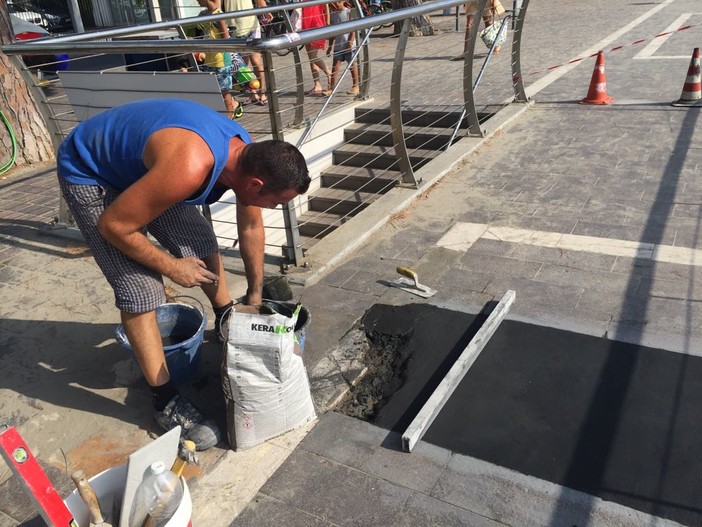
[216, 18, 230, 39]
[97, 128, 220, 288]
[236, 202, 265, 305]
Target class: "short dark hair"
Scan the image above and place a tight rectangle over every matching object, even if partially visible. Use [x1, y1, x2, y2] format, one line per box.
[241, 140, 310, 194]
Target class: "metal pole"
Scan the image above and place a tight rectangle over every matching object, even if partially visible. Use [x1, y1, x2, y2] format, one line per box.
[263, 50, 305, 265]
[263, 50, 285, 141]
[280, 10, 306, 128]
[350, 0, 372, 100]
[291, 45, 306, 127]
[462, 0, 488, 138]
[390, 19, 417, 186]
[358, 27, 371, 99]
[66, 0, 84, 32]
[175, 26, 199, 71]
[511, 0, 530, 102]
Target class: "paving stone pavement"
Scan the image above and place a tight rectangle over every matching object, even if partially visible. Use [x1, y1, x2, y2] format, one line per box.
[2, 0, 702, 525]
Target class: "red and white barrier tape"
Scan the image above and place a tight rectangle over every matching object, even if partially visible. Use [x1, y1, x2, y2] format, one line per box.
[513, 22, 698, 81]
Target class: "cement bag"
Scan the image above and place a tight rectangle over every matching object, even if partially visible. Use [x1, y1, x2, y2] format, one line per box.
[221, 304, 316, 451]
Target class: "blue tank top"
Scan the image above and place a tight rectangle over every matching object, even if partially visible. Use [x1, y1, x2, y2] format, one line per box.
[56, 98, 252, 205]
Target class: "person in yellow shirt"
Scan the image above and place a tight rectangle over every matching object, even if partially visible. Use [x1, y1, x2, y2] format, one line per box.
[223, 0, 271, 106]
[194, 0, 243, 118]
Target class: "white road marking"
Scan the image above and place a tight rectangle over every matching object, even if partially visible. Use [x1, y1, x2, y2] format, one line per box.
[438, 222, 702, 267]
[436, 222, 486, 251]
[634, 13, 697, 60]
[524, 0, 679, 98]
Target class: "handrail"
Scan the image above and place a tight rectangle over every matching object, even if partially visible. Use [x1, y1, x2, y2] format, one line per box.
[4, 0, 335, 45]
[4, 0, 529, 269]
[2, 0, 470, 56]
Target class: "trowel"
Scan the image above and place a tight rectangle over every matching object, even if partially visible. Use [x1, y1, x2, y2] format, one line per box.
[388, 266, 437, 298]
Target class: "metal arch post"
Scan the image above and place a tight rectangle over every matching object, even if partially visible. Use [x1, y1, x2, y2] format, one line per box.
[263, 50, 284, 141]
[177, 25, 215, 224]
[511, 0, 530, 102]
[262, 50, 305, 265]
[351, 0, 372, 100]
[358, 27, 371, 99]
[290, 45, 306, 127]
[281, 199, 304, 265]
[390, 18, 417, 187]
[281, 10, 307, 128]
[463, 0, 489, 138]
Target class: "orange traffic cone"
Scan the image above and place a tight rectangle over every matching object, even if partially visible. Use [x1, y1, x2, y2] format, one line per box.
[580, 51, 613, 105]
[672, 48, 702, 107]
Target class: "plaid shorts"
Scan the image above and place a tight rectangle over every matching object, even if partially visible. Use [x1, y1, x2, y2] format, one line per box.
[58, 177, 219, 313]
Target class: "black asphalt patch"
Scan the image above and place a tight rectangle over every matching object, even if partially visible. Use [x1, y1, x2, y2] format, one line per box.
[360, 303, 702, 526]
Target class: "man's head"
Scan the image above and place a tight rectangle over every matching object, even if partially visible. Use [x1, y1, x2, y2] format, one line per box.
[236, 140, 310, 208]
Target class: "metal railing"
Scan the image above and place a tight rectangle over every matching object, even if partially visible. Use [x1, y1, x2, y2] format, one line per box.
[3, 0, 530, 267]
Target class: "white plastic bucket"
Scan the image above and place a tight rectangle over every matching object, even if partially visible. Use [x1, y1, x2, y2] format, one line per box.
[63, 464, 192, 527]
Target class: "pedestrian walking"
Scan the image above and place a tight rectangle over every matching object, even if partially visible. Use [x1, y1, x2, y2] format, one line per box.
[327, 1, 360, 96]
[301, 0, 332, 96]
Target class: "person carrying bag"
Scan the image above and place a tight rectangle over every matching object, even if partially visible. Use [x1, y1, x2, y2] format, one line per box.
[453, 0, 507, 60]
[479, 0, 507, 52]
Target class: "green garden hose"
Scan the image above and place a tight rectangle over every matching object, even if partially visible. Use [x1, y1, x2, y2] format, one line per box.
[0, 109, 18, 176]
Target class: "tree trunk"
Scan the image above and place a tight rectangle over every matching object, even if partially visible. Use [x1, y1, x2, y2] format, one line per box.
[394, 0, 434, 37]
[0, 2, 55, 174]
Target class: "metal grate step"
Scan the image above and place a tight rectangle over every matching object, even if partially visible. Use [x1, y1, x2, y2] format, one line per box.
[307, 187, 380, 216]
[344, 122, 459, 150]
[354, 106, 493, 128]
[333, 143, 438, 171]
[320, 164, 400, 194]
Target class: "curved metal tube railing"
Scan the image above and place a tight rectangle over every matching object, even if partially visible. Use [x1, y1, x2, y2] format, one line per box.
[3, 0, 529, 267]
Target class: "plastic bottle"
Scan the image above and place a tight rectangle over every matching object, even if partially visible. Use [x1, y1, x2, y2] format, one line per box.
[128, 461, 183, 527]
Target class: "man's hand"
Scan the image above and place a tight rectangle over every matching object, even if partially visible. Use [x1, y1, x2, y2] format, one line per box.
[169, 257, 220, 288]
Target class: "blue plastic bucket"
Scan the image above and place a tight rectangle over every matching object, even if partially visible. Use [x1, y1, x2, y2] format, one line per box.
[115, 302, 207, 385]
[261, 300, 312, 351]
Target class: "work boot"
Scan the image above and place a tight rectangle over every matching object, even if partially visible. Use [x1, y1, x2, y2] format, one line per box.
[154, 395, 221, 451]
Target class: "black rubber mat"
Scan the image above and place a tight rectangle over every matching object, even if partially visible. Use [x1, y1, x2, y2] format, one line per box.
[363, 303, 702, 526]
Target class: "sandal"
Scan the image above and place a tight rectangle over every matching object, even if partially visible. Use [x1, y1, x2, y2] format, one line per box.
[229, 105, 244, 119]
